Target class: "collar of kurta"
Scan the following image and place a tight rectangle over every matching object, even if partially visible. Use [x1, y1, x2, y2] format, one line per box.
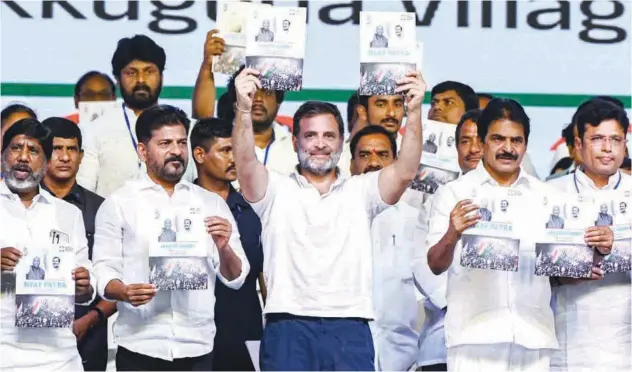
[136, 173, 193, 192]
[290, 166, 345, 195]
[574, 167, 623, 190]
[0, 180, 56, 205]
[470, 161, 532, 187]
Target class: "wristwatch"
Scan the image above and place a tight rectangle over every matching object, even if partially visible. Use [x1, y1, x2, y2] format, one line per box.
[91, 307, 105, 323]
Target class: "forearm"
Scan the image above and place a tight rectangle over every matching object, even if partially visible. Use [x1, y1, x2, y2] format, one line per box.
[80, 300, 118, 328]
[394, 108, 423, 182]
[104, 279, 127, 302]
[427, 231, 459, 275]
[218, 245, 243, 281]
[192, 62, 216, 119]
[258, 273, 267, 305]
[233, 110, 268, 202]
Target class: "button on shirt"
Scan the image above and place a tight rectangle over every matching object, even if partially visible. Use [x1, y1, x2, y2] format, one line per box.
[427, 162, 558, 350]
[370, 201, 422, 371]
[0, 181, 97, 371]
[547, 169, 632, 371]
[214, 186, 264, 349]
[251, 168, 390, 318]
[91, 176, 250, 361]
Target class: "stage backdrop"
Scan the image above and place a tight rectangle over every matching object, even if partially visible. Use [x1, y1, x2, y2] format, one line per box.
[1, 0, 631, 177]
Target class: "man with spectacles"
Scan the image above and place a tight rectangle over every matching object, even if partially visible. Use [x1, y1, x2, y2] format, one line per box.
[547, 98, 630, 372]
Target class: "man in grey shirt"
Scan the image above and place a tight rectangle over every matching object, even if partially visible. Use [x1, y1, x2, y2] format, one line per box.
[158, 219, 177, 242]
[546, 206, 565, 229]
[595, 203, 613, 226]
[256, 20, 275, 42]
[370, 25, 388, 48]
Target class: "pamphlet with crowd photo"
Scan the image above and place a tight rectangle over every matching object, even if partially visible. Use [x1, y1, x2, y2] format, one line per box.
[459, 187, 521, 272]
[78, 101, 119, 124]
[213, 0, 271, 75]
[534, 194, 596, 278]
[148, 208, 209, 291]
[594, 190, 631, 273]
[245, 5, 307, 91]
[14, 244, 75, 328]
[408, 120, 460, 199]
[359, 11, 417, 96]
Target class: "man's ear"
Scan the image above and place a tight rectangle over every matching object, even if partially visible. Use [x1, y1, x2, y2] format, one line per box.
[193, 146, 206, 165]
[137, 142, 148, 163]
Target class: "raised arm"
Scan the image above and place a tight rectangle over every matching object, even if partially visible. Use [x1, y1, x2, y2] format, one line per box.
[192, 30, 224, 119]
[232, 68, 269, 203]
[378, 71, 427, 205]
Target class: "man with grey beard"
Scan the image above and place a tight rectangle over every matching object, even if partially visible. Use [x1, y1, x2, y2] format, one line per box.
[1, 118, 96, 371]
[232, 67, 426, 370]
[91, 104, 249, 370]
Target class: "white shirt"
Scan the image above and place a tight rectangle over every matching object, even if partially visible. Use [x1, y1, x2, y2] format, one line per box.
[253, 123, 296, 175]
[414, 195, 448, 366]
[92, 175, 250, 361]
[427, 162, 558, 350]
[370, 201, 422, 371]
[0, 181, 96, 371]
[547, 169, 632, 371]
[251, 169, 389, 318]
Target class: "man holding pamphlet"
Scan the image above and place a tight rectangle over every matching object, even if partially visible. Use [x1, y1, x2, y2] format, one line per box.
[546, 98, 630, 372]
[426, 99, 568, 371]
[231, 49, 426, 369]
[1, 118, 96, 371]
[92, 105, 249, 371]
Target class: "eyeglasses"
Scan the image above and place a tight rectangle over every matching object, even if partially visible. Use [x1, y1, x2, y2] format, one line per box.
[588, 135, 626, 148]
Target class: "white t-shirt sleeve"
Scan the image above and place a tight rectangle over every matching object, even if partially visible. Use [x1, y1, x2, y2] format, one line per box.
[249, 171, 283, 223]
[359, 170, 391, 220]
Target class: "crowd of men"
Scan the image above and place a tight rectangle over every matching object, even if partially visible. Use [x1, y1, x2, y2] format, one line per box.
[0, 26, 631, 372]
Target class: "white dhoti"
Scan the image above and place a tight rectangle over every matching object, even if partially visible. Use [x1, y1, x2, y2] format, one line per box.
[447, 343, 551, 372]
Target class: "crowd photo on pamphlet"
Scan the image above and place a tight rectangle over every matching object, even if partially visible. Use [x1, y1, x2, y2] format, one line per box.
[1, 1, 631, 372]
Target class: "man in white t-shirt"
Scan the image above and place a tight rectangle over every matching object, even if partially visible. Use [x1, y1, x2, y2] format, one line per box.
[232, 67, 426, 370]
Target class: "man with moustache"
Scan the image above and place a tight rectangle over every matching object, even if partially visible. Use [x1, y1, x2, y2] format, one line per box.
[349, 125, 422, 371]
[40, 117, 118, 371]
[190, 118, 264, 371]
[425, 99, 610, 371]
[232, 67, 426, 370]
[1, 118, 96, 370]
[92, 105, 250, 371]
[428, 82, 538, 178]
[78, 35, 177, 198]
[547, 98, 630, 372]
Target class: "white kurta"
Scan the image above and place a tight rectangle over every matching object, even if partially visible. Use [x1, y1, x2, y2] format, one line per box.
[547, 170, 632, 371]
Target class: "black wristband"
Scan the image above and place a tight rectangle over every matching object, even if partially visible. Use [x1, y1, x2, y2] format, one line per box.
[91, 307, 105, 323]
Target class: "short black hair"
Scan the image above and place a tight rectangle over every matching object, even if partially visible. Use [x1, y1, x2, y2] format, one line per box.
[226, 65, 285, 116]
[561, 122, 575, 147]
[111, 34, 166, 78]
[2, 118, 53, 160]
[216, 93, 234, 122]
[477, 98, 531, 144]
[575, 99, 629, 140]
[135, 105, 190, 144]
[190, 117, 233, 153]
[41, 117, 83, 149]
[431, 81, 479, 111]
[1, 103, 37, 128]
[74, 71, 116, 98]
[593, 95, 624, 108]
[456, 109, 482, 142]
[347, 92, 359, 133]
[550, 156, 574, 176]
[293, 101, 344, 138]
[349, 125, 397, 160]
[477, 93, 494, 100]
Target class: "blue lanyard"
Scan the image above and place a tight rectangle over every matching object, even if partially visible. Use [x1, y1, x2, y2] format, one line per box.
[122, 104, 141, 168]
[263, 132, 275, 166]
[574, 170, 621, 193]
